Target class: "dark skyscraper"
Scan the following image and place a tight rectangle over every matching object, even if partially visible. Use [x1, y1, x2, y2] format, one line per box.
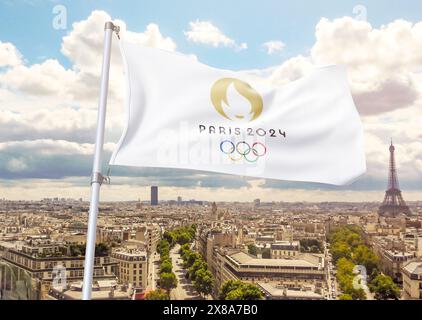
[151, 186, 158, 206]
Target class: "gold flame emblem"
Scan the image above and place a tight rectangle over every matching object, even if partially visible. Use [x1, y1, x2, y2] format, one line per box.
[210, 78, 263, 122]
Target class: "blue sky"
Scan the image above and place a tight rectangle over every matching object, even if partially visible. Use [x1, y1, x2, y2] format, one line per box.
[1, 0, 422, 70]
[0, 0, 421, 201]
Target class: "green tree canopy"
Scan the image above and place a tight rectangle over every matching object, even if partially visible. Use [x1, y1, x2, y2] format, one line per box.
[262, 248, 271, 259]
[184, 251, 202, 269]
[336, 257, 367, 300]
[353, 245, 379, 275]
[157, 239, 170, 255]
[219, 280, 243, 299]
[160, 260, 172, 274]
[160, 272, 178, 293]
[179, 243, 191, 255]
[240, 284, 264, 300]
[145, 289, 169, 300]
[331, 242, 352, 263]
[248, 244, 258, 257]
[299, 239, 324, 253]
[219, 280, 263, 300]
[189, 260, 207, 281]
[163, 231, 175, 245]
[176, 232, 191, 245]
[369, 274, 400, 300]
[193, 268, 214, 298]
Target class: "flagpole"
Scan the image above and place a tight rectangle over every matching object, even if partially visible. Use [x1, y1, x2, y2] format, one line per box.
[82, 21, 119, 300]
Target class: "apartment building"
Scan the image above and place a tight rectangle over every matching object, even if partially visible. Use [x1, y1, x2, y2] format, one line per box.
[212, 248, 325, 294]
[135, 224, 161, 254]
[270, 241, 300, 259]
[111, 249, 149, 290]
[0, 240, 117, 299]
[402, 261, 422, 299]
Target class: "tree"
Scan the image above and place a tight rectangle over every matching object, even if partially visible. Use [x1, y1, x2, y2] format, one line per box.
[157, 239, 170, 255]
[346, 233, 363, 247]
[70, 243, 109, 257]
[339, 294, 353, 300]
[184, 251, 201, 269]
[160, 272, 177, 294]
[181, 249, 192, 263]
[369, 274, 400, 300]
[219, 280, 243, 299]
[187, 225, 196, 238]
[176, 232, 191, 245]
[145, 289, 169, 300]
[336, 257, 366, 300]
[369, 268, 381, 283]
[193, 268, 214, 298]
[219, 280, 263, 300]
[95, 243, 109, 256]
[331, 242, 352, 263]
[225, 288, 244, 300]
[353, 245, 379, 275]
[300, 239, 323, 253]
[69, 245, 83, 257]
[262, 248, 271, 259]
[248, 244, 258, 257]
[160, 260, 172, 274]
[163, 231, 175, 245]
[189, 260, 207, 281]
[179, 243, 190, 255]
[240, 284, 264, 300]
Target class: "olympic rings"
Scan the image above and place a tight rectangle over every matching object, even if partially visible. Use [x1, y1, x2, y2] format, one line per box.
[252, 142, 267, 157]
[220, 140, 235, 154]
[236, 141, 251, 156]
[220, 140, 267, 162]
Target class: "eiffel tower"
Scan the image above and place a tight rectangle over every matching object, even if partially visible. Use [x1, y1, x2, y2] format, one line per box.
[378, 140, 411, 217]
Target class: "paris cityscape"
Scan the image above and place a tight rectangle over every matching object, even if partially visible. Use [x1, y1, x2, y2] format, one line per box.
[1, 141, 421, 301]
[1, 1, 422, 308]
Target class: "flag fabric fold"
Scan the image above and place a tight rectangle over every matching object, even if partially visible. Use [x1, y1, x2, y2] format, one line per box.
[110, 41, 366, 186]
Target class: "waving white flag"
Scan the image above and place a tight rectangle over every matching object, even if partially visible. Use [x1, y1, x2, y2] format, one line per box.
[110, 41, 366, 185]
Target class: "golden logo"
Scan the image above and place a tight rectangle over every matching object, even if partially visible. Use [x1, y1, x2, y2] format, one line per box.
[210, 78, 263, 121]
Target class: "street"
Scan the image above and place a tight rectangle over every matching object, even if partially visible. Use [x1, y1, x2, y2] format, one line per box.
[169, 244, 201, 300]
[325, 243, 338, 300]
[150, 252, 160, 291]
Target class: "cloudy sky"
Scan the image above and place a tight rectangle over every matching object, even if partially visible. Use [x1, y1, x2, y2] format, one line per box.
[0, 0, 421, 202]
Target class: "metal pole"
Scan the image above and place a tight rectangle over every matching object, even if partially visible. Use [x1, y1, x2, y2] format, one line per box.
[82, 21, 117, 300]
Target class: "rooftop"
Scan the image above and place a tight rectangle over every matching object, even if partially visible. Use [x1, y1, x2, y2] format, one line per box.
[403, 261, 422, 275]
[258, 282, 324, 300]
[228, 252, 321, 268]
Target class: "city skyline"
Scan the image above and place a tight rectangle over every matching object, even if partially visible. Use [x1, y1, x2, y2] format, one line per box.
[1, 140, 421, 202]
[2, 196, 421, 300]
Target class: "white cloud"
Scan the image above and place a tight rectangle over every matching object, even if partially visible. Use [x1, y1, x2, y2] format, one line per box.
[185, 20, 247, 50]
[268, 55, 314, 86]
[0, 108, 123, 143]
[292, 17, 422, 182]
[1, 12, 422, 198]
[263, 40, 285, 55]
[62, 10, 176, 72]
[0, 59, 76, 96]
[0, 139, 115, 156]
[0, 41, 22, 67]
[267, 17, 422, 116]
[311, 17, 422, 115]
[0, 10, 178, 105]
